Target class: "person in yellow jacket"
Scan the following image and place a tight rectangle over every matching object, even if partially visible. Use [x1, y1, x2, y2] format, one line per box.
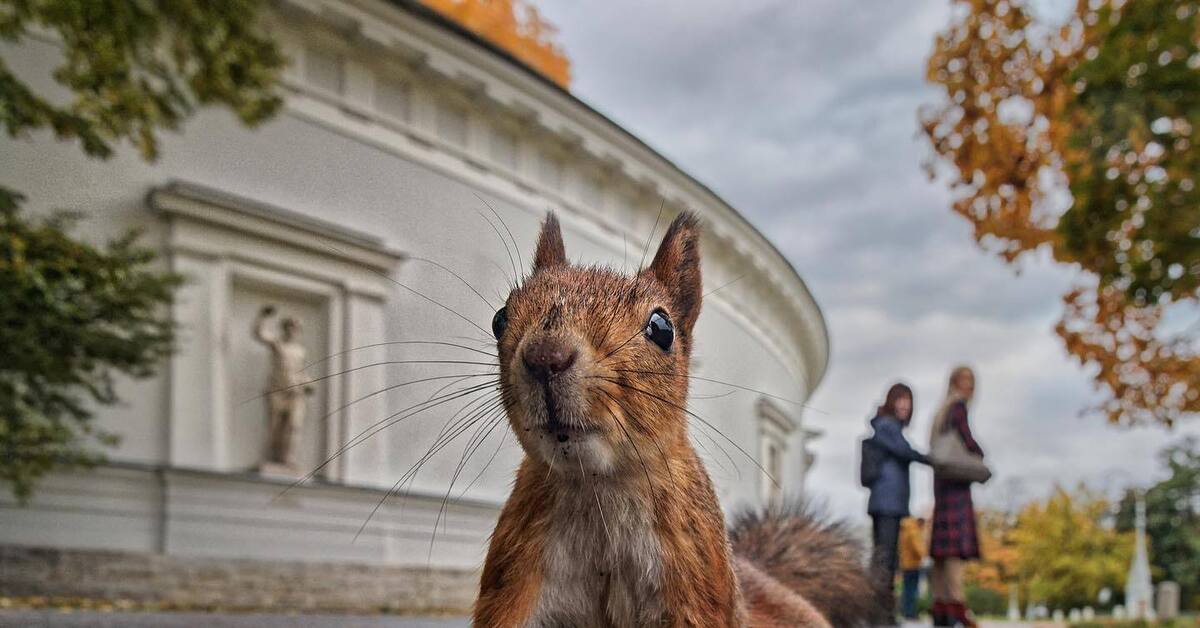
[899, 517, 927, 620]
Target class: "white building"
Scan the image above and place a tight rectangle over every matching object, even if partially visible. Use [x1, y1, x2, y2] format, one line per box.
[0, 0, 828, 613]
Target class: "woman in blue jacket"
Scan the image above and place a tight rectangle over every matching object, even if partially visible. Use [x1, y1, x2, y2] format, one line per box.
[867, 382, 930, 624]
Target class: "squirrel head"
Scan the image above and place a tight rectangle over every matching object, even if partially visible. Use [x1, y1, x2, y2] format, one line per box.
[494, 212, 702, 478]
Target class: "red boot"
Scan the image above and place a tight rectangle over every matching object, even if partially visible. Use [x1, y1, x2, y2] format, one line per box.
[948, 601, 978, 628]
[931, 600, 949, 626]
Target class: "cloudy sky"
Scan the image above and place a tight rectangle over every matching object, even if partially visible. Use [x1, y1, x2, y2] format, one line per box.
[536, 0, 1200, 521]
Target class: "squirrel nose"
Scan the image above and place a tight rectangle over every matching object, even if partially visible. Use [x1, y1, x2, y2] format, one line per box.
[523, 336, 578, 381]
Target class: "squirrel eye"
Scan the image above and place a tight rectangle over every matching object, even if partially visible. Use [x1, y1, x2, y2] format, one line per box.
[492, 306, 509, 340]
[644, 310, 673, 351]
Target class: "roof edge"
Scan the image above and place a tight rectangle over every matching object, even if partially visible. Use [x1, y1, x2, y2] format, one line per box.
[365, 0, 830, 390]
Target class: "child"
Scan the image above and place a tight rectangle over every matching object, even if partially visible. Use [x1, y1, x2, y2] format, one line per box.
[899, 516, 927, 620]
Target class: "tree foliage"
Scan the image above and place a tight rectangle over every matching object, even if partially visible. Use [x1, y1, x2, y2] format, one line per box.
[0, 0, 284, 501]
[1011, 487, 1132, 610]
[0, 195, 180, 502]
[1, 0, 283, 161]
[423, 0, 570, 88]
[1116, 438, 1200, 610]
[966, 488, 1131, 611]
[964, 508, 1021, 596]
[922, 0, 1200, 425]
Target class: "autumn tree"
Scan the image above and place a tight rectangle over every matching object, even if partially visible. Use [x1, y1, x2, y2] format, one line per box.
[1010, 487, 1132, 610]
[967, 488, 1136, 612]
[0, 0, 284, 501]
[422, 0, 570, 88]
[964, 509, 1021, 596]
[921, 0, 1200, 425]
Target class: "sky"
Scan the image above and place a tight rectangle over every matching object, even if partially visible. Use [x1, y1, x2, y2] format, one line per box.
[535, 0, 1200, 521]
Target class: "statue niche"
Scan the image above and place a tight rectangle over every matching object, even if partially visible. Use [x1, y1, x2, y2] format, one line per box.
[252, 305, 314, 475]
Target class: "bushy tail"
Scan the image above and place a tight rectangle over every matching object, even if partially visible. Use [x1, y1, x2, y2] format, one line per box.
[728, 500, 882, 628]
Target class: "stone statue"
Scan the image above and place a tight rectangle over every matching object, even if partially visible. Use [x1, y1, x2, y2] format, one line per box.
[253, 305, 312, 472]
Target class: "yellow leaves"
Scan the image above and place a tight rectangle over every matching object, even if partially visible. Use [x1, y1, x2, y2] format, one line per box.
[921, 0, 1075, 252]
[965, 510, 1021, 596]
[1010, 488, 1133, 607]
[923, 0, 1200, 426]
[966, 488, 1133, 608]
[1058, 282, 1200, 426]
[422, 0, 571, 89]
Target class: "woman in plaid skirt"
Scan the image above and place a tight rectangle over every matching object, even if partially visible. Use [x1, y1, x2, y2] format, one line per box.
[928, 366, 983, 627]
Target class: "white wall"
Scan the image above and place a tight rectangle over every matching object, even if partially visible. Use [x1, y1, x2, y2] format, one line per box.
[0, 4, 826, 562]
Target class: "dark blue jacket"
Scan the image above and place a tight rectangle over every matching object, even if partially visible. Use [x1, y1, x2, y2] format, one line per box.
[867, 414, 929, 517]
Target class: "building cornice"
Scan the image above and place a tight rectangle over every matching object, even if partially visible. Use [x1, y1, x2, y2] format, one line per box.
[270, 0, 829, 393]
[149, 180, 406, 273]
[757, 397, 799, 436]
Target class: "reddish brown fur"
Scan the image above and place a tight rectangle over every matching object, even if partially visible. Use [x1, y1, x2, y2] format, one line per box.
[473, 212, 874, 627]
[531, 213, 567, 272]
[729, 502, 881, 627]
[734, 557, 830, 628]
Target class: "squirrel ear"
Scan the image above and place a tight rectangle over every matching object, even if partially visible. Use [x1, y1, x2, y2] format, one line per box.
[532, 213, 566, 272]
[647, 212, 702, 333]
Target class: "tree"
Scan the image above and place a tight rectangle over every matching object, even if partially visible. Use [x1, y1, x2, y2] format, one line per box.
[0, 199, 180, 501]
[964, 508, 1021, 596]
[1116, 438, 1200, 610]
[1009, 487, 1132, 610]
[1, 0, 283, 164]
[423, 0, 570, 88]
[967, 489, 1130, 611]
[921, 0, 1200, 426]
[0, 0, 285, 501]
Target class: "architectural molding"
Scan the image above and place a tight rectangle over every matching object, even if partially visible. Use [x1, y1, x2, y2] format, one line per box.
[757, 397, 800, 504]
[0, 463, 498, 570]
[0, 0, 832, 578]
[149, 181, 404, 485]
[149, 181, 405, 275]
[268, 0, 828, 393]
[757, 397, 800, 437]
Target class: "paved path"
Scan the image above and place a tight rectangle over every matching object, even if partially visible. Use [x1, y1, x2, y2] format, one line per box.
[0, 611, 1058, 627]
[0, 610, 470, 627]
[903, 622, 1055, 627]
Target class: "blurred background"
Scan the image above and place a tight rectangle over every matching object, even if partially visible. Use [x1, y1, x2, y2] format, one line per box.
[1, 0, 1197, 625]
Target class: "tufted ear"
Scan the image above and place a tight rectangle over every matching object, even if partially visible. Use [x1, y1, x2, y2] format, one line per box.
[647, 212, 702, 335]
[532, 212, 566, 272]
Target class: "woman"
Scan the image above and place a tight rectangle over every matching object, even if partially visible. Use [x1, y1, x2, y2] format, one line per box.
[867, 382, 930, 625]
[929, 366, 984, 627]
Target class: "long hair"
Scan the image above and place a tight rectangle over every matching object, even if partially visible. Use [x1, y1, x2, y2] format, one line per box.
[929, 365, 975, 446]
[876, 382, 913, 422]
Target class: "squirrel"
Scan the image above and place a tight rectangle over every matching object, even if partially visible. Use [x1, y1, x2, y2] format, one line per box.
[473, 212, 878, 627]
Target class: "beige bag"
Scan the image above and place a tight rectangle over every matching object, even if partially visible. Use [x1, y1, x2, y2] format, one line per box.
[930, 426, 991, 484]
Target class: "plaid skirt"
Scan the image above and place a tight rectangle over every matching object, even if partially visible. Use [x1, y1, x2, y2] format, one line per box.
[930, 478, 980, 559]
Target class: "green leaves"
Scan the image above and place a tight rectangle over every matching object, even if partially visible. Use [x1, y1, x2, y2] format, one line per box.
[0, 0, 284, 161]
[0, 187, 181, 502]
[923, 0, 1200, 426]
[1010, 488, 1132, 610]
[1062, 0, 1200, 304]
[0, 0, 282, 501]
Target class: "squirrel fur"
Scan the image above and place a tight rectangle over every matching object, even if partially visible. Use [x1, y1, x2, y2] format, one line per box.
[473, 212, 877, 627]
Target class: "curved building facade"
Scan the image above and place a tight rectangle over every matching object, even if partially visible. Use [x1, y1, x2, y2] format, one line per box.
[0, 0, 828, 613]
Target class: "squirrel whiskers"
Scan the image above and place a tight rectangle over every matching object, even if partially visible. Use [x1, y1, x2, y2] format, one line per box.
[473, 213, 876, 627]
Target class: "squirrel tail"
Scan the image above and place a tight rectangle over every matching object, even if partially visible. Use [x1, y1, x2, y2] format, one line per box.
[728, 499, 883, 627]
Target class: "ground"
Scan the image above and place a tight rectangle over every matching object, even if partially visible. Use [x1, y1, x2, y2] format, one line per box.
[0, 611, 1056, 627]
[0, 611, 469, 627]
